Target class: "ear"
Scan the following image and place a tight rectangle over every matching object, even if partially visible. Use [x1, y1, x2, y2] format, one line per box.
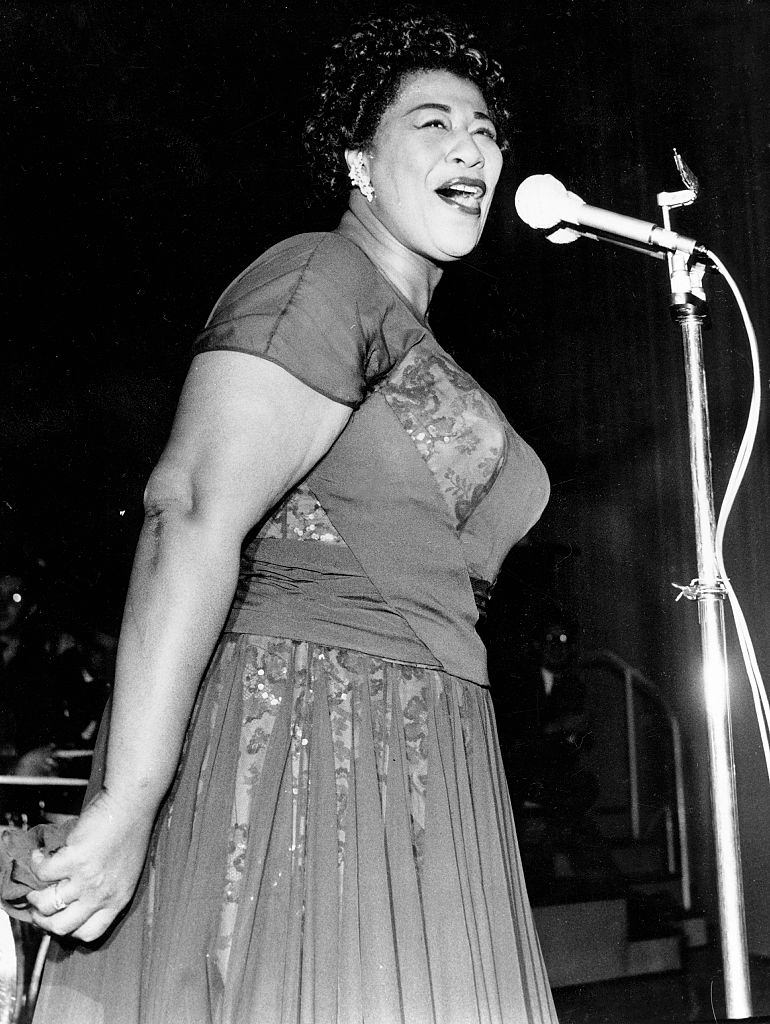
[344, 148, 371, 177]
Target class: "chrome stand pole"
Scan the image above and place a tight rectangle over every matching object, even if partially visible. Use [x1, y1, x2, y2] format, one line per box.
[673, 291, 753, 1020]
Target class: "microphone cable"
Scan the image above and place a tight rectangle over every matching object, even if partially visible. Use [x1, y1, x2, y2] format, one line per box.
[706, 249, 770, 785]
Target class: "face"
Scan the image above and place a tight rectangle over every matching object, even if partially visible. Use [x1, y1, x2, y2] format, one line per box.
[541, 624, 574, 670]
[0, 575, 28, 633]
[352, 70, 504, 262]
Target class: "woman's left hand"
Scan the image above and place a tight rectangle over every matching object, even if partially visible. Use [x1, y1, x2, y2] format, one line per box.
[25, 788, 155, 943]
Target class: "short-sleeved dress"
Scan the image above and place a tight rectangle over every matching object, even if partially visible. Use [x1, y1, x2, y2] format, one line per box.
[33, 203, 558, 1024]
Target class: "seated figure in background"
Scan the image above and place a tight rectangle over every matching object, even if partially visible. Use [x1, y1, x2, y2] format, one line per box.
[505, 616, 596, 813]
[500, 614, 622, 899]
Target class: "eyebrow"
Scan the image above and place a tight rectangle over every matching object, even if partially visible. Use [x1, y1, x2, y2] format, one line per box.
[405, 102, 494, 123]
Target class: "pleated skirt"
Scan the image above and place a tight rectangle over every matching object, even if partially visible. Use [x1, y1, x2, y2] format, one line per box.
[33, 635, 558, 1024]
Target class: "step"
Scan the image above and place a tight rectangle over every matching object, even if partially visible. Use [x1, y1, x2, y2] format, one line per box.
[533, 899, 628, 988]
[626, 934, 682, 976]
[680, 914, 708, 948]
[533, 899, 686, 988]
[611, 843, 668, 877]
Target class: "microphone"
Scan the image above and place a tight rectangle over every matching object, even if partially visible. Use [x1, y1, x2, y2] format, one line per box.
[515, 173, 706, 258]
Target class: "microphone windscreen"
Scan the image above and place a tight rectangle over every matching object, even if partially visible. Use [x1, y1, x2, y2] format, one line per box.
[514, 174, 569, 231]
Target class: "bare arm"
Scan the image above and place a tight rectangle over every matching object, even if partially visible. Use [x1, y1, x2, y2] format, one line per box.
[106, 351, 349, 816]
[28, 350, 351, 940]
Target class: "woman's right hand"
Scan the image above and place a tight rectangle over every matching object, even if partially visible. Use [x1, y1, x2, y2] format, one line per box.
[25, 787, 156, 943]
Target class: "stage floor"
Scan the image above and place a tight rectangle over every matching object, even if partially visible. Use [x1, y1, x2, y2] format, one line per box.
[552, 945, 770, 1023]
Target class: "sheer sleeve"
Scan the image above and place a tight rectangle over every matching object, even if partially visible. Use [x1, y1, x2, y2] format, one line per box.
[192, 233, 372, 408]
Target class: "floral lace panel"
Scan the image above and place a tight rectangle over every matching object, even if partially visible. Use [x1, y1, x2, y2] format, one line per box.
[256, 480, 346, 545]
[376, 346, 509, 530]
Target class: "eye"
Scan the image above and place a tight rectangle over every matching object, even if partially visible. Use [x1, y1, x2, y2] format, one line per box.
[474, 125, 498, 142]
[418, 118, 448, 130]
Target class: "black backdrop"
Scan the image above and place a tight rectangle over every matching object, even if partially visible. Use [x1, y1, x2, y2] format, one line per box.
[3, 0, 770, 947]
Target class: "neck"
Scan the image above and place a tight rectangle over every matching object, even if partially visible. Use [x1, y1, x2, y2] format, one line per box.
[344, 191, 443, 318]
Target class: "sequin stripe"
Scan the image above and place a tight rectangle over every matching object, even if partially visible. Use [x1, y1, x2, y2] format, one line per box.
[397, 664, 435, 868]
[369, 656, 393, 815]
[142, 635, 237, 958]
[309, 645, 356, 875]
[215, 636, 310, 981]
[161, 636, 236, 836]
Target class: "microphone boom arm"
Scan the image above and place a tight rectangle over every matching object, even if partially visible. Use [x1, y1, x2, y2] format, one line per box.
[547, 224, 668, 261]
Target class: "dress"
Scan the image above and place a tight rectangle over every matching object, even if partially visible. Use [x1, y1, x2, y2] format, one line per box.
[33, 202, 558, 1024]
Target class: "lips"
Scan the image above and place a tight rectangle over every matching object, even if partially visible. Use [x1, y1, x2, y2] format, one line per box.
[434, 176, 487, 216]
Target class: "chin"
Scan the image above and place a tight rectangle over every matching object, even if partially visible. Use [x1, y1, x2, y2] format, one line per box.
[438, 248, 473, 262]
[436, 236, 481, 261]
[448, 223, 485, 255]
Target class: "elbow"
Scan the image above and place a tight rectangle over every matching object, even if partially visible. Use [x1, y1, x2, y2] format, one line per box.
[142, 462, 244, 547]
[143, 464, 196, 524]
[138, 466, 241, 581]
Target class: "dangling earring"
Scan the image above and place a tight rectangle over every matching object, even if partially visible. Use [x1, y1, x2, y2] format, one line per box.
[348, 153, 375, 203]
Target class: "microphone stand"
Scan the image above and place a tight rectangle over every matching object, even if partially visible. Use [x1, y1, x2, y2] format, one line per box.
[660, 191, 753, 1021]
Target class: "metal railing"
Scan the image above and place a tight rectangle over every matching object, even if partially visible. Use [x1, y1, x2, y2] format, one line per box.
[580, 650, 692, 913]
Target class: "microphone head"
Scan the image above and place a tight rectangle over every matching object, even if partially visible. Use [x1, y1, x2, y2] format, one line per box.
[515, 173, 575, 231]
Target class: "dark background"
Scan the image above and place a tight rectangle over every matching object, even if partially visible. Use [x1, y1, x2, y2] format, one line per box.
[3, 0, 770, 949]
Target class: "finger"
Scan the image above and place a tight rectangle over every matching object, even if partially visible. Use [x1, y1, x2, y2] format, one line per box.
[30, 846, 76, 883]
[29, 901, 90, 937]
[71, 908, 118, 944]
[30, 903, 117, 942]
[27, 880, 76, 918]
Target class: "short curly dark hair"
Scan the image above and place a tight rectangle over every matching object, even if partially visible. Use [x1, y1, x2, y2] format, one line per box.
[303, 11, 511, 198]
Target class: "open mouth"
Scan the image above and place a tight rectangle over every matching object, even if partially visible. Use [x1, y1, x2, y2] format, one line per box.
[435, 178, 486, 215]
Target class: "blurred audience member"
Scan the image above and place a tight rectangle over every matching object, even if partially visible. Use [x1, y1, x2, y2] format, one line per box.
[0, 557, 115, 779]
[44, 629, 115, 763]
[497, 613, 623, 898]
[501, 615, 595, 811]
[0, 564, 53, 775]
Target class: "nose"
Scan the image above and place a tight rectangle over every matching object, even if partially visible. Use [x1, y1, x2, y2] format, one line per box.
[446, 130, 485, 169]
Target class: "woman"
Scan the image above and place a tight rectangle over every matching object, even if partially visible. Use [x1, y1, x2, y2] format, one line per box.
[28, 13, 557, 1024]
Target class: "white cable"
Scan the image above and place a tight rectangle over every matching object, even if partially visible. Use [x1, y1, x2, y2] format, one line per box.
[706, 248, 770, 785]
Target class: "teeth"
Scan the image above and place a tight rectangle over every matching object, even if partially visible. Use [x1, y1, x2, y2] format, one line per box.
[437, 183, 483, 200]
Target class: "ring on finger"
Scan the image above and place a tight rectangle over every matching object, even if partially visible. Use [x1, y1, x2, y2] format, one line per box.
[52, 880, 69, 913]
